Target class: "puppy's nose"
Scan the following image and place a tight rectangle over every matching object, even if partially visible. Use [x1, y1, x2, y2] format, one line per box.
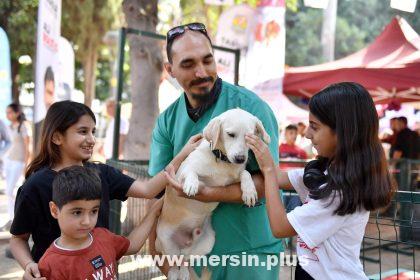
[234, 155, 246, 164]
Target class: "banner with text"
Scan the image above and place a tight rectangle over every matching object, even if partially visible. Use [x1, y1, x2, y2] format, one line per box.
[34, 0, 62, 125]
[214, 4, 257, 84]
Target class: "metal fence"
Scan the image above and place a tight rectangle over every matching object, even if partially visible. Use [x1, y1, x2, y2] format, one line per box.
[108, 159, 420, 280]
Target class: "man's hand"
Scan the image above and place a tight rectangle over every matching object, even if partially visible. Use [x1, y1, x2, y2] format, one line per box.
[164, 164, 206, 198]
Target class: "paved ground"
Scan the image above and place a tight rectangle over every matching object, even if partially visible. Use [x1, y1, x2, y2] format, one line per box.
[0, 179, 23, 280]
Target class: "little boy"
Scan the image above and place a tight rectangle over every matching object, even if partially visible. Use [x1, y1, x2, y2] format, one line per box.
[38, 165, 163, 279]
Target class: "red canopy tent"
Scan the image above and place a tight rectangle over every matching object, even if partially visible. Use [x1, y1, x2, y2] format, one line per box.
[283, 17, 420, 104]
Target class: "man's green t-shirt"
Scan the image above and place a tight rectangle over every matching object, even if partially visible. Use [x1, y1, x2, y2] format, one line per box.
[149, 80, 283, 254]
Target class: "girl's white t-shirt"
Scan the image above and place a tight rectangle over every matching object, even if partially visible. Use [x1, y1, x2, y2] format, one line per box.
[287, 169, 369, 280]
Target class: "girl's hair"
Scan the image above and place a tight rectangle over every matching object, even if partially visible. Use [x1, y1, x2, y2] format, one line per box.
[308, 82, 393, 215]
[7, 103, 26, 133]
[25, 101, 96, 178]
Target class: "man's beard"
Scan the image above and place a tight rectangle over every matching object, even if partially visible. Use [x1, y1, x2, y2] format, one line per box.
[189, 76, 215, 103]
[190, 87, 212, 103]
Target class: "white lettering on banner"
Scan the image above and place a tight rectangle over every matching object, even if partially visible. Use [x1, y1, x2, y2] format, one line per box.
[128, 253, 306, 270]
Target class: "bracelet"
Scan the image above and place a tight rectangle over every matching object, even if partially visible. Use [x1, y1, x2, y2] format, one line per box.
[24, 261, 34, 270]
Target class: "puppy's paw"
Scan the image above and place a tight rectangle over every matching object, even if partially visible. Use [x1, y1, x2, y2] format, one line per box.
[240, 171, 258, 207]
[179, 266, 190, 280]
[183, 175, 199, 196]
[242, 188, 258, 207]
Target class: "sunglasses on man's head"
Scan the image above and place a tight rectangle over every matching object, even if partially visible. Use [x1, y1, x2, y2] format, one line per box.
[166, 23, 207, 43]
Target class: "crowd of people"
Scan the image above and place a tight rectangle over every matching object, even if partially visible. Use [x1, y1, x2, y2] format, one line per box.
[0, 21, 416, 280]
[381, 116, 419, 161]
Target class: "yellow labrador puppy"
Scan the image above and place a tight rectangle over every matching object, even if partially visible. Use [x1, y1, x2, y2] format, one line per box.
[156, 108, 270, 280]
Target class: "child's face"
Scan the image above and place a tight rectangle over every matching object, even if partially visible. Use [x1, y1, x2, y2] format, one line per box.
[54, 114, 96, 163]
[284, 129, 297, 145]
[306, 113, 337, 158]
[6, 107, 18, 122]
[50, 199, 100, 241]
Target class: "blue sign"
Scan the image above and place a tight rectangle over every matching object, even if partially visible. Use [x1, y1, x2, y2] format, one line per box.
[0, 27, 12, 122]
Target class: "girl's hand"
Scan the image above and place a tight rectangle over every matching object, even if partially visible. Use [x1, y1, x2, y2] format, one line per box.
[245, 134, 276, 174]
[164, 164, 204, 198]
[179, 134, 203, 158]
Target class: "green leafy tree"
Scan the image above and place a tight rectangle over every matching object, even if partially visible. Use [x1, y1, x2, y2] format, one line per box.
[286, 0, 420, 67]
[61, 0, 121, 106]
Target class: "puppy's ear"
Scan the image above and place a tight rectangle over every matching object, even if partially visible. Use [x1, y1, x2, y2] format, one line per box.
[255, 119, 271, 144]
[203, 118, 221, 149]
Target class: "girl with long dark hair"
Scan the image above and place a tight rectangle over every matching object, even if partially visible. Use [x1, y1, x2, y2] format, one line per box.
[9, 100, 201, 279]
[2, 103, 31, 231]
[245, 82, 393, 279]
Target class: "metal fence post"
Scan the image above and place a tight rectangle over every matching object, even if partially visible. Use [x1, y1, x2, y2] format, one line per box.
[109, 27, 127, 235]
[234, 49, 240, 85]
[399, 159, 411, 242]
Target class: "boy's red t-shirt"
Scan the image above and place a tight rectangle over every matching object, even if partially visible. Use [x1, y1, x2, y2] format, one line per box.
[39, 227, 130, 280]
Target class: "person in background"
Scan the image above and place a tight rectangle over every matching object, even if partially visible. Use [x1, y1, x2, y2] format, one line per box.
[101, 98, 129, 160]
[392, 117, 419, 161]
[392, 116, 419, 192]
[381, 117, 400, 158]
[279, 124, 308, 164]
[279, 124, 307, 212]
[2, 103, 32, 231]
[296, 122, 315, 158]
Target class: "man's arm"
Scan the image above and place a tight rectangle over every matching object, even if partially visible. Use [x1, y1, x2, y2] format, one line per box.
[195, 172, 265, 203]
[176, 169, 294, 203]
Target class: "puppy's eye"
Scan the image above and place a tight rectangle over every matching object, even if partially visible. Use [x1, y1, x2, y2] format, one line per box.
[227, 132, 235, 138]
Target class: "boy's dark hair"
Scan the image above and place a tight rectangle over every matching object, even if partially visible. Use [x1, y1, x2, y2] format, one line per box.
[285, 124, 298, 131]
[52, 165, 101, 209]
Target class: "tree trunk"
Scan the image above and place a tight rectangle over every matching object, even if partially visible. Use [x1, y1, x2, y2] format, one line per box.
[11, 59, 20, 103]
[122, 0, 162, 160]
[321, 0, 337, 62]
[83, 40, 98, 107]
